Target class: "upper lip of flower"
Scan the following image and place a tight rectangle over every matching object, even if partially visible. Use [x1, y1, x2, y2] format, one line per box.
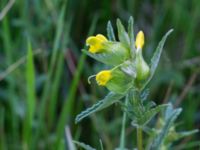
[95, 70, 112, 86]
[86, 34, 108, 53]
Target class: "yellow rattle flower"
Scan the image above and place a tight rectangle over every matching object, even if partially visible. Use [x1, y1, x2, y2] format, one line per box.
[96, 70, 112, 86]
[135, 31, 145, 49]
[86, 34, 108, 53]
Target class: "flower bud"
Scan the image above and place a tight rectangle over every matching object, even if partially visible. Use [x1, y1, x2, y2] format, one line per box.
[134, 31, 150, 81]
[135, 31, 144, 49]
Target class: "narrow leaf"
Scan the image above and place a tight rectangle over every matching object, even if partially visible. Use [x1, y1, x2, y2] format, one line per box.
[137, 104, 168, 126]
[142, 29, 173, 90]
[26, 42, 36, 123]
[107, 21, 116, 41]
[140, 88, 150, 101]
[116, 19, 130, 46]
[99, 139, 104, 150]
[150, 107, 182, 150]
[128, 16, 135, 54]
[172, 141, 200, 150]
[73, 141, 96, 150]
[23, 42, 36, 146]
[177, 129, 199, 139]
[75, 92, 124, 123]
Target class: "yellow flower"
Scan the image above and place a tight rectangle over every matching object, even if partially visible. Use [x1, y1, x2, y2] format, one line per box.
[135, 31, 145, 49]
[86, 34, 108, 53]
[96, 70, 112, 86]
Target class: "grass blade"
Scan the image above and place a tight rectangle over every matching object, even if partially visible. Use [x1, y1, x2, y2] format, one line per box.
[33, 4, 67, 146]
[48, 17, 72, 129]
[54, 16, 98, 149]
[23, 42, 36, 149]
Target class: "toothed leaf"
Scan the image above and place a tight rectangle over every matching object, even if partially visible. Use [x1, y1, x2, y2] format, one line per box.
[75, 92, 124, 123]
[150, 106, 182, 150]
[136, 104, 168, 126]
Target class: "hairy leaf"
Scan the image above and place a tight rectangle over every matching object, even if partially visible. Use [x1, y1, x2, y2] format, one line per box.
[128, 16, 135, 55]
[75, 92, 124, 123]
[144, 101, 156, 110]
[73, 141, 96, 150]
[137, 104, 168, 126]
[150, 106, 182, 150]
[116, 19, 130, 47]
[142, 29, 173, 90]
[107, 21, 116, 41]
[140, 88, 150, 101]
[177, 129, 199, 139]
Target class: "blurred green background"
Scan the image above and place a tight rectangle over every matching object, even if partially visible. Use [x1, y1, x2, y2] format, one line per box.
[0, 0, 199, 149]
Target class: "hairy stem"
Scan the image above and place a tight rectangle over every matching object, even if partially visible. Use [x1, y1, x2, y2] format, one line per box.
[119, 96, 128, 149]
[137, 127, 143, 150]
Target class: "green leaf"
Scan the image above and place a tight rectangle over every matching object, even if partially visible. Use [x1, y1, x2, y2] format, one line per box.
[26, 42, 36, 122]
[73, 141, 96, 150]
[35, 5, 67, 147]
[150, 106, 182, 150]
[140, 89, 150, 101]
[116, 19, 130, 47]
[107, 21, 116, 41]
[23, 41, 36, 146]
[99, 139, 104, 150]
[137, 104, 168, 126]
[144, 101, 156, 110]
[75, 92, 124, 123]
[142, 29, 173, 90]
[128, 16, 135, 55]
[172, 141, 200, 150]
[176, 129, 199, 139]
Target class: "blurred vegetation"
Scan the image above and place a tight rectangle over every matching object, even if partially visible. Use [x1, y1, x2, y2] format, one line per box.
[0, 0, 199, 149]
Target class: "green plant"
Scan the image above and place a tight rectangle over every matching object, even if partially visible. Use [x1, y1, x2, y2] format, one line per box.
[74, 17, 198, 150]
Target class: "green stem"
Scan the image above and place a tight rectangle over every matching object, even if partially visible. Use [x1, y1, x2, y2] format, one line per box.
[137, 127, 143, 150]
[119, 96, 128, 149]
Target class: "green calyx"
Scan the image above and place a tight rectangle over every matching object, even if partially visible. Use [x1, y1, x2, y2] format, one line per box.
[101, 41, 130, 65]
[105, 68, 133, 94]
